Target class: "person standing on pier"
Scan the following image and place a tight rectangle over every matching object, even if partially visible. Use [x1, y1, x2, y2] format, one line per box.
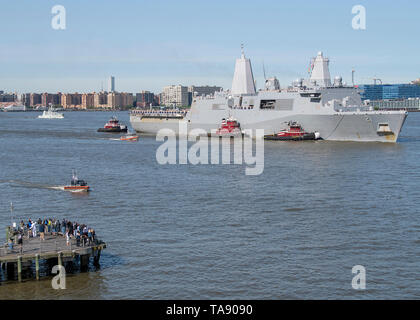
[39, 223, 45, 241]
[17, 232, 23, 254]
[31, 221, 37, 238]
[43, 219, 48, 235]
[61, 219, 66, 235]
[76, 229, 81, 247]
[66, 230, 70, 246]
[27, 219, 32, 238]
[88, 228, 93, 245]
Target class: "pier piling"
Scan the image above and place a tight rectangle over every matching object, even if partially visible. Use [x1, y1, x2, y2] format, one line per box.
[17, 256, 22, 282]
[93, 248, 102, 267]
[58, 251, 63, 267]
[0, 234, 106, 283]
[80, 254, 89, 271]
[35, 254, 40, 280]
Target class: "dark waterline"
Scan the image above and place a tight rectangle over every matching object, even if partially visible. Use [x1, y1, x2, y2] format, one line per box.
[0, 111, 420, 299]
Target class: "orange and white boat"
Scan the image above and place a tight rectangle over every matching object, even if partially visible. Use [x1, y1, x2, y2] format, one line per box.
[120, 134, 139, 141]
[63, 171, 90, 192]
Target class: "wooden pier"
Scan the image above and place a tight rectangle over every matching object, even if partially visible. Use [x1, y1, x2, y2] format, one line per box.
[0, 234, 106, 282]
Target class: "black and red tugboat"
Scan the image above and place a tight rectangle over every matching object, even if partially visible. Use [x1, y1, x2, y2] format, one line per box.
[264, 121, 321, 141]
[98, 117, 128, 133]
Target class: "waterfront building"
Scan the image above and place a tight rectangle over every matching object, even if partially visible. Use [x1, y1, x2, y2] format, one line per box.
[154, 94, 161, 106]
[359, 84, 420, 101]
[41, 93, 51, 106]
[61, 93, 81, 109]
[107, 92, 119, 108]
[41, 93, 61, 107]
[122, 92, 134, 108]
[81, 93, 95, 109]
[30, 93, 42, 107]
[19, 93, 30, 107]
[162, 85, 189, 107]
[367, 98, 420, 111]
[61, 94, 71, 108]
[107, 92, 133, 108]
[94, 92, 108, 108]
[136, 91, 155, 108]
[0, 92, 16, 102]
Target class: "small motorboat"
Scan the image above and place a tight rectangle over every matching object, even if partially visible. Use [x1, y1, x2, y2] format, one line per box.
[38, 108, 64, 119]
[264, 121, 321, 141]
[98, 117, 128, 133]
[120, 134, 139, 141]
[63, 170, 90, 192]
[215, 117, 242, 137]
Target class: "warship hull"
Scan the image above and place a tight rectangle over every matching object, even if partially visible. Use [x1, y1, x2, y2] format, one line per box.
[130, 111, 407, 143]
[131, 50, 408, 143]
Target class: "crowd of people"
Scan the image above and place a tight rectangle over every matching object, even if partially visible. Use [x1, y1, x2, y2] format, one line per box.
[5, 218, 98, 253]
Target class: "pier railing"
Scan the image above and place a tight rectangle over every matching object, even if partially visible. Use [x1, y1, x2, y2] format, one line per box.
[130, 109, 188, 118]
[0, 235, 103, 258]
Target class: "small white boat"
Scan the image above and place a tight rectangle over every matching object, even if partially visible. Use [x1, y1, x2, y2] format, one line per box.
[38, 109, 64, 119]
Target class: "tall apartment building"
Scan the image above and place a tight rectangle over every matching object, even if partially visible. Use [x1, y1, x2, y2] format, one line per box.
[107, 92, 133, 108]
[122, 92, 134, 107]
[0, 93, 16, 102]
[162, 85, 189, 107]
[81, 93, 95, 109]
[61, 93, 81, 109]
[30, 93, 42, 107]
[61, 94, 70, 108]
[136, 91, 155, 108]
[108, 76, 115, 92]
[154, 94, 162, 106]
[41, 93, 61, 106]
[94, 92, 108, 108]
[21, 93, 31, 107]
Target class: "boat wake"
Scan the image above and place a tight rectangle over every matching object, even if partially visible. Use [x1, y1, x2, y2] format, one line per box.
[4, 179, 54, 190]
[2, 180, 86, 193]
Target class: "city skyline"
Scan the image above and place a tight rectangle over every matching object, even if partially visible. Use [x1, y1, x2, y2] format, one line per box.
[1, 0, 420, 93]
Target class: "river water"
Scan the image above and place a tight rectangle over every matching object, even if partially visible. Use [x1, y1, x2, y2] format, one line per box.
[0, 111, 419, 299]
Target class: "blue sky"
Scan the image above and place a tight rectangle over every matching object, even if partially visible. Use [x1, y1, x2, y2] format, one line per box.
[0, 0, 419, 93]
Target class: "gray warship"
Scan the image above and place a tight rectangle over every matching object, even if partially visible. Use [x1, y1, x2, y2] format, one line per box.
[130, 49, 407, 142]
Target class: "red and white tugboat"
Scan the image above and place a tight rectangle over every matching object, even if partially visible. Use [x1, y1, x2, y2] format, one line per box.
[63, 170, 90, 192]
[264, 121, 321, 141]
[215, 117, 242, 137]
[98, 117, 128, 133]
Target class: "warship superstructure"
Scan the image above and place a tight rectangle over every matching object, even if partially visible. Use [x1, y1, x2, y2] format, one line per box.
[130, 49, 407, 142]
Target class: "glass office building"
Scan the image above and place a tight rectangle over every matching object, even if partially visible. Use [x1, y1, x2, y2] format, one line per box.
[359, 84, 420, 100]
